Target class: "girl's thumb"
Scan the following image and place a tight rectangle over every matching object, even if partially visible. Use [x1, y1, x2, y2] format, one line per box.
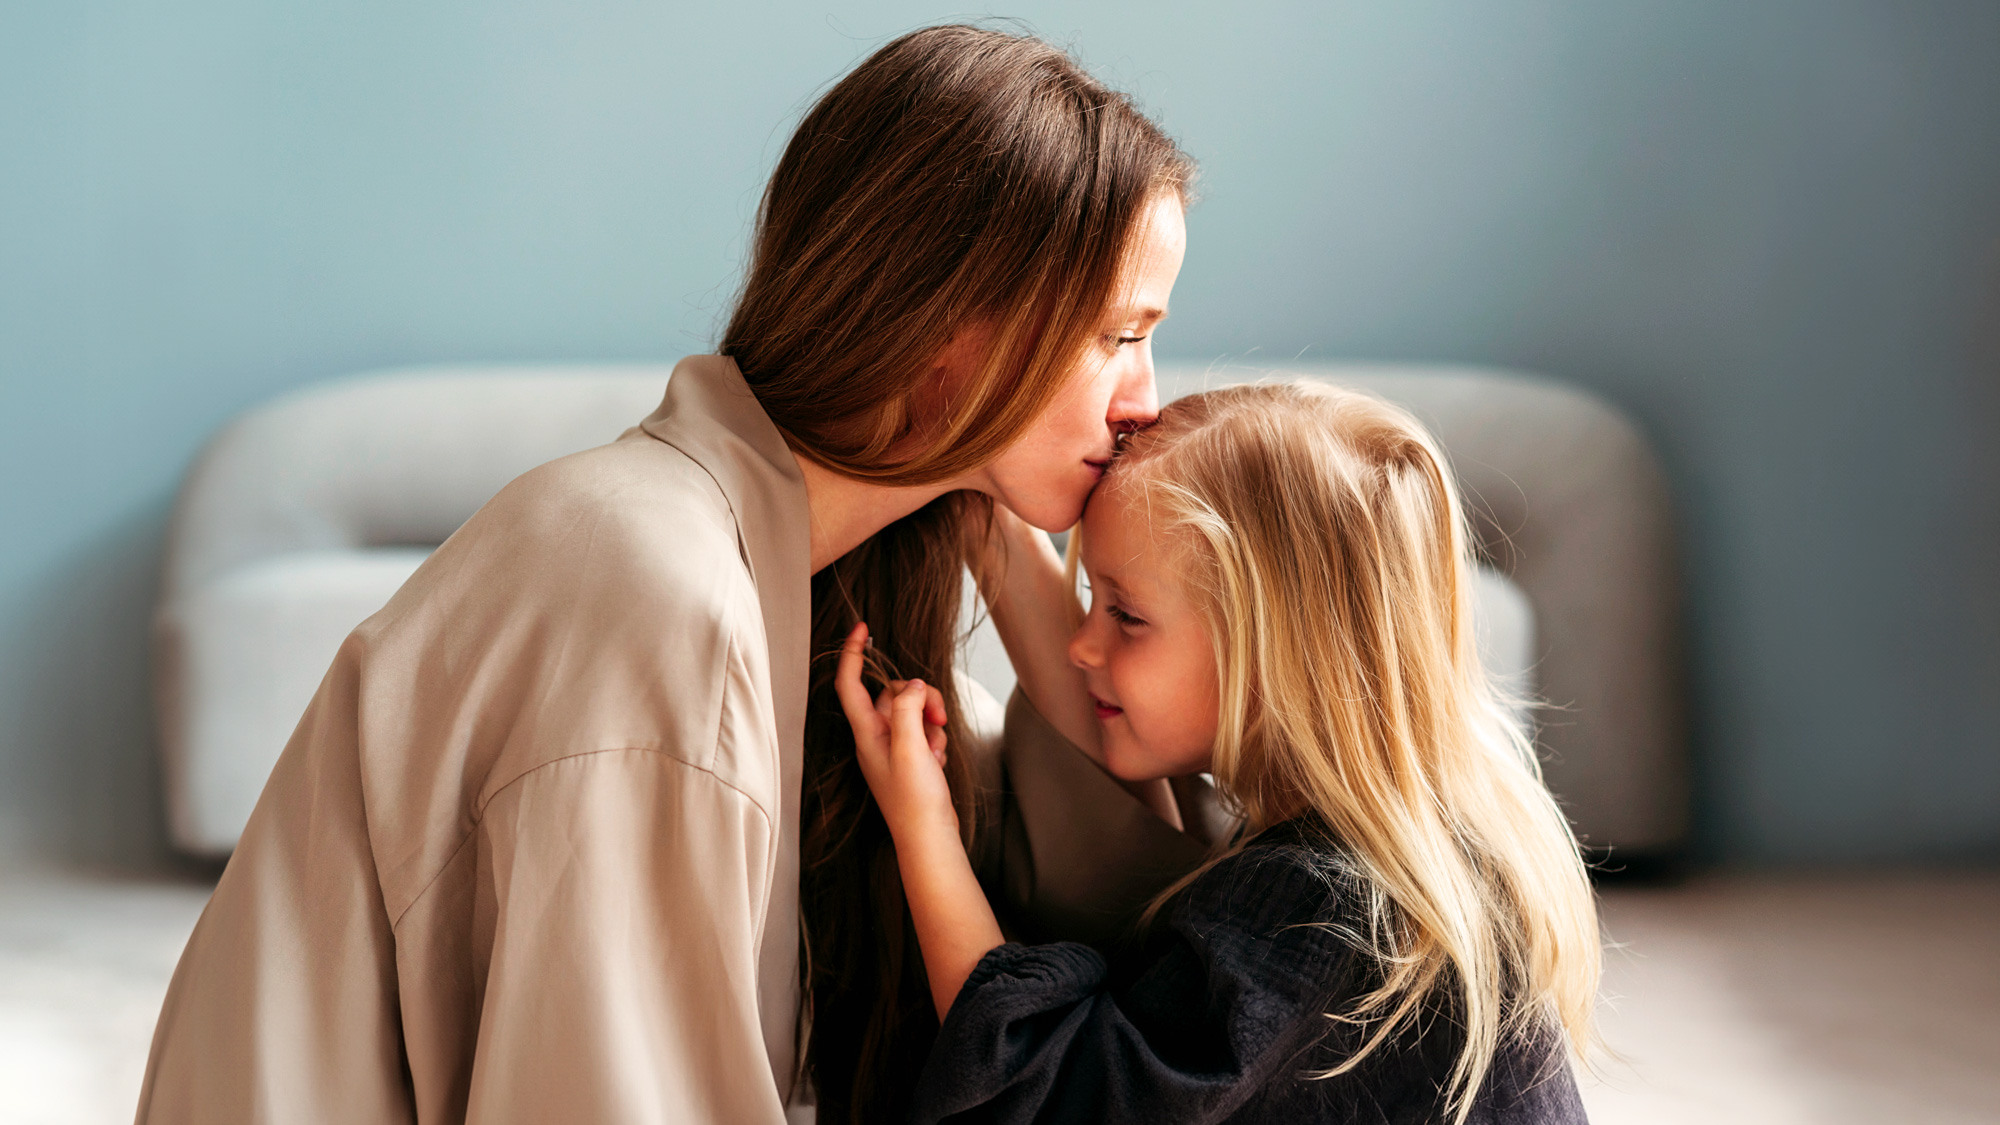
[890, 680, 930, 739]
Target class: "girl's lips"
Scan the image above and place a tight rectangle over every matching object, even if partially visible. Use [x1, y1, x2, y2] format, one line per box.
[1084, 459, 1110, 478]
[1090, 695, 1123, 720]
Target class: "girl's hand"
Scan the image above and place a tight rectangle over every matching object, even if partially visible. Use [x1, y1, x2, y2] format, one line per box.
[835, 622, 959, 842]
[836, 621, 1004, 1021]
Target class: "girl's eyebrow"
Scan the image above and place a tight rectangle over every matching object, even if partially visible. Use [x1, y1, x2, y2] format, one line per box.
[1082, 562, 1128, 598]
[1098, 570, 1147, 609]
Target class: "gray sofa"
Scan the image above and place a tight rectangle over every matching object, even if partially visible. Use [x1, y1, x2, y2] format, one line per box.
[155, 362, 1685, 860]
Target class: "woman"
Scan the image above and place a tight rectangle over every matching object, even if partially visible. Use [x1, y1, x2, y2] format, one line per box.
[138, 25, 1195, 1124]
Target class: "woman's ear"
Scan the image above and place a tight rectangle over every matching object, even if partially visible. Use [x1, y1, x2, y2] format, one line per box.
[925, 322, 998, 413]
[884, 320, 1001, 465]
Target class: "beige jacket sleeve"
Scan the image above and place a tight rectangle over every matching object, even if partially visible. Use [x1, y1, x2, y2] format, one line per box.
[447, 752, 785, 1122]
[979, 688, 1243, 948]
[136, 658, 415, 1124]
[138, 667, 792, 1125]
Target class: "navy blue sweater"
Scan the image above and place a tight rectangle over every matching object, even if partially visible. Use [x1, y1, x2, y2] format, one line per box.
[914, 822, 1588, 1124]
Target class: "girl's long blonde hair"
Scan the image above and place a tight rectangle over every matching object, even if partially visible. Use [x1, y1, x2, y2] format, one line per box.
[1113, 380, 1600, 1123]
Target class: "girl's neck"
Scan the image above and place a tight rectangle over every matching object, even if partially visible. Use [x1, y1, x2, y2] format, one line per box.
[797, 454, 957, 573]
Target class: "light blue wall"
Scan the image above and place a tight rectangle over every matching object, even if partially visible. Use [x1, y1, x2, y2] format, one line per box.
[3, 2, 1996, 866]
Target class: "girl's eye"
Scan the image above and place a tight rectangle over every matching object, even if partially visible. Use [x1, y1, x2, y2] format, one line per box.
[1115, 334, 1147, 346]
[1105, 603, 1147, 628]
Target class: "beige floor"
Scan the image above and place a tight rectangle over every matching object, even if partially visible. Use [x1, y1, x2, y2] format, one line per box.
[0, 871, 211, 1125]
[1, 868, 1994, 1124]
[1585, 871, 2000, 1125]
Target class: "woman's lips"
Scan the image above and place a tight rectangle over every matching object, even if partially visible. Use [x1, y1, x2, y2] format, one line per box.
[1091, 695, 1123, 720]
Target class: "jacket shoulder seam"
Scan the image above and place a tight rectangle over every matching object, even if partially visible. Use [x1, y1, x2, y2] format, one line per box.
[393, 731, 772, 932]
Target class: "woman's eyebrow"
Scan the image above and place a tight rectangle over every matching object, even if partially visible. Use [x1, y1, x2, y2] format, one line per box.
[1107, 304, 1169, 325]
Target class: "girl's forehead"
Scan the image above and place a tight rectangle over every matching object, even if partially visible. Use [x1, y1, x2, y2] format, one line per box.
[1081, 482, 1166, 580]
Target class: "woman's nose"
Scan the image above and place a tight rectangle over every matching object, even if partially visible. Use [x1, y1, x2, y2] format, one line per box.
[1107, 347, 1159, 431]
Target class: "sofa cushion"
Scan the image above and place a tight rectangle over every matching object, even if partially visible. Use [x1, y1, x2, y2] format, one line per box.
[155, 549, 429, 855]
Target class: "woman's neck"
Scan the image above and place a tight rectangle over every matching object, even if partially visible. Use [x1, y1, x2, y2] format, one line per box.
[797, 454, 957, 573]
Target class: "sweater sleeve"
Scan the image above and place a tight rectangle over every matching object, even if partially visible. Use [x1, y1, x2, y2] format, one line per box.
[912, 846, 1352, 1125]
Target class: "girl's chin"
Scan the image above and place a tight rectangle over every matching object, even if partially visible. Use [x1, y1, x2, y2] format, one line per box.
[1106, 738, 1215, 784]
[1102, 746, 1165, 785]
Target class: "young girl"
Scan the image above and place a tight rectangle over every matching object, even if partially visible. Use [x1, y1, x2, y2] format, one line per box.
[836, 381, 1600, 1123]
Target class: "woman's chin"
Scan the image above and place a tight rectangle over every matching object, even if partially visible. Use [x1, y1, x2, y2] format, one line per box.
[982, 474, 1092, 533]
[1007, 495, 1086, 534]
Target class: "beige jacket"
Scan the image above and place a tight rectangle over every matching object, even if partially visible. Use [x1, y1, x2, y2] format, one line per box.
[137, 355, 1221, 1124]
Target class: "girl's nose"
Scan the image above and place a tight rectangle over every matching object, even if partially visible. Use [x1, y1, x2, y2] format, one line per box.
[1068, 618, 1105, 670]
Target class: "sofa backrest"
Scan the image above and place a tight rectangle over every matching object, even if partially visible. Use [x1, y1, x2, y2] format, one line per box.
[162, 366, 672, 597]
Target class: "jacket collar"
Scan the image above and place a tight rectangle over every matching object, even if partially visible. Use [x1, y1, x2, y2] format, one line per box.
[634, 352, 810, 744]
[634, 354, 810, 1092]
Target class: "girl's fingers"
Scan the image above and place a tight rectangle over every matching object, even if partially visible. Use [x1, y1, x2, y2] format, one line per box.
[841, 631, 950, 773]
[878, 681, 948, 768]
[921, 680, 947, 730]
[875, 679, 946, 728]
[875, 681, 905, 725]
[917, 680, 948, 765]
[834, 623, 881, 736]
[888, 680, 933, 756]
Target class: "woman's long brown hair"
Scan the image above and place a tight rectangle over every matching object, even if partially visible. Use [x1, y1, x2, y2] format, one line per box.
[720, 24, 1191, 1123]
